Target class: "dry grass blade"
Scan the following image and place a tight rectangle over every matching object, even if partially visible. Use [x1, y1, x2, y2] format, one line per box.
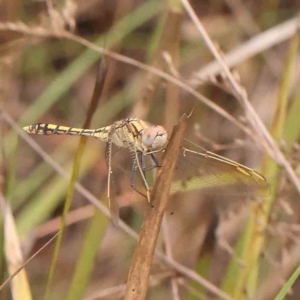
[0, 194, 32, 299]
[187, 15, 299, 84]
[0, 231, 59, 292]
[124, 114, 188, 300]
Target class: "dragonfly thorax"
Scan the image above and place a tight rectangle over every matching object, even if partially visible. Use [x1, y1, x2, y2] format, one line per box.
[141, 125, 168, 151]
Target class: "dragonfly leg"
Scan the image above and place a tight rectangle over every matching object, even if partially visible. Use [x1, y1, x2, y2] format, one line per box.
[105, 141, 119, 225]
[131, 153, 161, 206]
[140, 153, 162, 172]
[130, 159, 148, 199]
[134, 151, 151, 202]
[141, 153, 146, 174]
[151, 153, 161, 167]
[130, 160, 138, 190]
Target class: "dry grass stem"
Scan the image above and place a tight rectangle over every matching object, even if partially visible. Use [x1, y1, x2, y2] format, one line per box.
[124, 114, 188, 300]
[188, 15, 299, 84]
[162, 218, 181, 300]
[182, 0, 300, 196]
[0, 192, 59, 293]
[84, 271, 175, 300]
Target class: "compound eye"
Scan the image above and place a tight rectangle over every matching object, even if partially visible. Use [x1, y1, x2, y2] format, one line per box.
[142, 126, 168, 150]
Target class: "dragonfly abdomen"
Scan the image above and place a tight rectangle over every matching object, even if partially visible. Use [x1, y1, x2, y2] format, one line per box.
[23, 123, 97, 137]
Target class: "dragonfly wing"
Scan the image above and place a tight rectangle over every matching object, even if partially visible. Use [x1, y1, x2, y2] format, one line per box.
[171, 139, 270, 197]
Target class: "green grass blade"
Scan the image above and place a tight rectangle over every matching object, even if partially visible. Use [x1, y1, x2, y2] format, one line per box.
[43, 134, 88, 300]
[283, 91, 300, 149]
[275, 264, 300, 300]
[67, 209, 109, 300]
[222, 32, 299, 299]
[11, 143, 73, 210]
[16, 145, 98, 236]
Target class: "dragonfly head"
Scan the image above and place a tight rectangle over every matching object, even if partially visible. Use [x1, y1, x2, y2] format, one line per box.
[142, 125, 168, 151]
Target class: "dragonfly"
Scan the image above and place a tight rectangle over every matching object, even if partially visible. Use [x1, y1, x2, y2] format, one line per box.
[23, 118, 269, 223]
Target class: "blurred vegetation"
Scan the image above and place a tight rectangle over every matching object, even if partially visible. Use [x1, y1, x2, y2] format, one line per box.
[0, 0, 300, 300]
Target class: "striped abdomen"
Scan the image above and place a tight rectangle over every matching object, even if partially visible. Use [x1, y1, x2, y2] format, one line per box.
[23, 119, 153, 150]
[23, 123, 110, 143]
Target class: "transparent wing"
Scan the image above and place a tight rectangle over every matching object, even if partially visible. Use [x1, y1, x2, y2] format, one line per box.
[105, 135, 269, 218]
[170, 139, 270, 197]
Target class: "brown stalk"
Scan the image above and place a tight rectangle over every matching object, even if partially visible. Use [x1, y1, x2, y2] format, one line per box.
[124, 114, 189, 300]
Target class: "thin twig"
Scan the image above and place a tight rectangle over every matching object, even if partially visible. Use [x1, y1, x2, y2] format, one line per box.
[162, 217, 181, 300]
[0, 194, 60, 292]
[181, 0, 300, 197]
[84, 271, 175, 300]
[188, 15, 299, 85]
[34, 205, 95, 238]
